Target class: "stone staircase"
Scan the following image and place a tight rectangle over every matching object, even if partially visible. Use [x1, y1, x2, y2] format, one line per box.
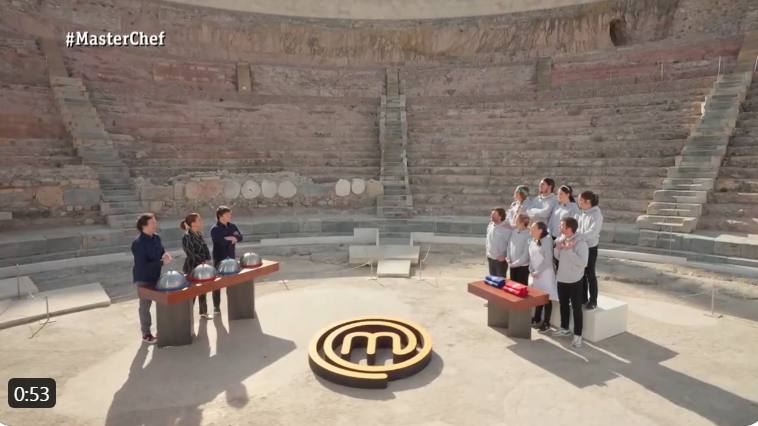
[636, 71, 753, 235]
[49, 76, 142, 228]
[377, 68, 413, 220]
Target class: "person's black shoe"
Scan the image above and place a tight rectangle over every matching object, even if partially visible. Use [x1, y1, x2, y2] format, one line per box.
[585, 301, 597, 310]
[539, 322, 551, 332]
[531, 318, 541, 327]
[213, 306, 221, 315]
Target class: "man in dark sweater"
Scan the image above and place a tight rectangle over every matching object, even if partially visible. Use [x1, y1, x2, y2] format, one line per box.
[131, 213, 172, 343]
[209, 206, 243, 314]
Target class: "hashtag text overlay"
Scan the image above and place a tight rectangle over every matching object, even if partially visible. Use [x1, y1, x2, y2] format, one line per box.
[65, 31, 166, 48]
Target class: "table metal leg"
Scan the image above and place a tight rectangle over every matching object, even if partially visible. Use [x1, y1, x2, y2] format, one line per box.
[156, 299, 193, 347]
[227, 280, 255, 320]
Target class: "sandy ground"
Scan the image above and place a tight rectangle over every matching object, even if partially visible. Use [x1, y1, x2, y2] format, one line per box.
[0, 251, 757, 426]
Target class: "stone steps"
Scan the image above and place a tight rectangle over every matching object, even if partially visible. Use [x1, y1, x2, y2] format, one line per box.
[646, 202, 702, 217]
[636, 215, 697, 233]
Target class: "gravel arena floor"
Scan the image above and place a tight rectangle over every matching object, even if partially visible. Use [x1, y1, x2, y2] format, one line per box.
[1, 247, 757, 426]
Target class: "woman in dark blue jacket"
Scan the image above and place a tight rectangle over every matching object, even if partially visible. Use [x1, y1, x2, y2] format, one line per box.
[131, 213, 172, 343]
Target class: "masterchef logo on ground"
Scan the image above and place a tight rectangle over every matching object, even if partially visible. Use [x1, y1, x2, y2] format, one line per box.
[308, 316, 433, 389]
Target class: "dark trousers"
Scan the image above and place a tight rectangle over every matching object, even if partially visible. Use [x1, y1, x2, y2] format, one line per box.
[551, 235, 559, 270]
[487, 257, 508, 277]
[582, 245, 599, 304]
[197, 290, 221, 313]
[509, 265, 530, 285]
[558, 281, 583, 336]
[533, 302, 552, 323]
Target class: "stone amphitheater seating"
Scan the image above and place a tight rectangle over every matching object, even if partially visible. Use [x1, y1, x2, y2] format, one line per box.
[700, 73, 758, 234]
[64, 49, 381, 183]
[406, 77, 715, 222]
[0, 32, 101, 225]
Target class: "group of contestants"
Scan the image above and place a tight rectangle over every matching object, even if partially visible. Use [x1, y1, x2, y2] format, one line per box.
[485, 178, 604, 348]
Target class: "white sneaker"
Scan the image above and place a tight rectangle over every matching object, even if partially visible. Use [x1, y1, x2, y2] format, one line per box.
[552, 328, 571, 337]
[572, 335, 583, 348]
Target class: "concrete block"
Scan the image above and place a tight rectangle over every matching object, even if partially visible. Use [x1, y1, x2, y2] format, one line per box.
[353, 228, 379, 244]
[0, 276, 38, 300]
[0, 283, 110, 330]
[377, 259, 411, 278]
[349, 245, 420, 265]
[0, 212, 11, 221]
[550, 295, 628, 342]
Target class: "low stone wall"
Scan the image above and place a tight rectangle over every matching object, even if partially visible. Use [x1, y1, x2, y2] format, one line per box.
[134, 171, 383, 216]
[0, 165, 102, 228]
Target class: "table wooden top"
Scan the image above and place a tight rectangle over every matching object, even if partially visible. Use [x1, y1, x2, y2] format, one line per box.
[467, 280, 549, 310]
[138, 260, 279, 304]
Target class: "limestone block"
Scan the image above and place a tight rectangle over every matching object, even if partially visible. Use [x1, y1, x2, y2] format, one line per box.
[173, 182, 185, 200]
[196, 179, 223, 201]
[139, 185, 172, 201]
[184, 181, 200, 200]
[241, 180, 261, 199]
[35, 186, 64, 208]
[335, 179, 351, 197]
[299, 183, 329, 196]
[351, 178, 366, 195]
[261, 179, 278, 198]
[278, 180, 297, 198]
[0, 211, 11, 221]
[222, 179, 242, 199]
[63, 188, 100, 206]
[366, 179, 384, 198]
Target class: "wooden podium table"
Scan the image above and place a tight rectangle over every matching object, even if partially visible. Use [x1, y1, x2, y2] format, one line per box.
[468, 280, 548, 339]
[138, 260, 279, 347]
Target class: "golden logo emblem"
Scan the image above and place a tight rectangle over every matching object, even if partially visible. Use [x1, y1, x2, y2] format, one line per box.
[308, 316, 434, 388]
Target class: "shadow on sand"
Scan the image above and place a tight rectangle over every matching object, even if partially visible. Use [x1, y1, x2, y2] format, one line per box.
[508, 331, 758, 426]
[105, 315, 296, 426]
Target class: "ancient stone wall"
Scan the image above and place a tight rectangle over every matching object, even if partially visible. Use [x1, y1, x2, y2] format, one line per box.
[1, 0, 731, 66]
[134, 172, 382, 217]
[0, 165, 102, 227]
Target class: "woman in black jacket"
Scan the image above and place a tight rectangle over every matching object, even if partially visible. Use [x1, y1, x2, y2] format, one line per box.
[180, 213, 212, 318]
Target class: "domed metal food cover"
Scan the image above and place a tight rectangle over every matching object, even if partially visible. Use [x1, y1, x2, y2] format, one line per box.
[156, 270, 189, 292]
[190, 263, 218, 282]
[240, 252, 262, 268]
[218, 257, 241, 275]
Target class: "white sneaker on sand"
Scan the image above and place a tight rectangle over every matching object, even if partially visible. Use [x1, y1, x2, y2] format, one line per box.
[572, 335, 583, 348]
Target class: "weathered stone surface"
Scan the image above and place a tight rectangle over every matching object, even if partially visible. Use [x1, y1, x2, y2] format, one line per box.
[278, 180, 297, 198]
[35, 187, 64, 208]
[222, 179, 242, 199]
[184, 181, 200, 200]
[139, 185, 172, 201]
[335, 179, 351, 197]
[261, 180, 278, 198]
[351, 178, 366, 195]
[366, 179, 384, 198]
[63, 188, 101, 206]
[241, 180, 261, 199]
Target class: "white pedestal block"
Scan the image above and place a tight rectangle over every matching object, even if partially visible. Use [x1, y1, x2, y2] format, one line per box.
[549, 295, 628, 343]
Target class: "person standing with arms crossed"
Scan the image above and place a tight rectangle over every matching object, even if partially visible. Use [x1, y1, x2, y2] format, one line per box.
[210, 206, 243, 316]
